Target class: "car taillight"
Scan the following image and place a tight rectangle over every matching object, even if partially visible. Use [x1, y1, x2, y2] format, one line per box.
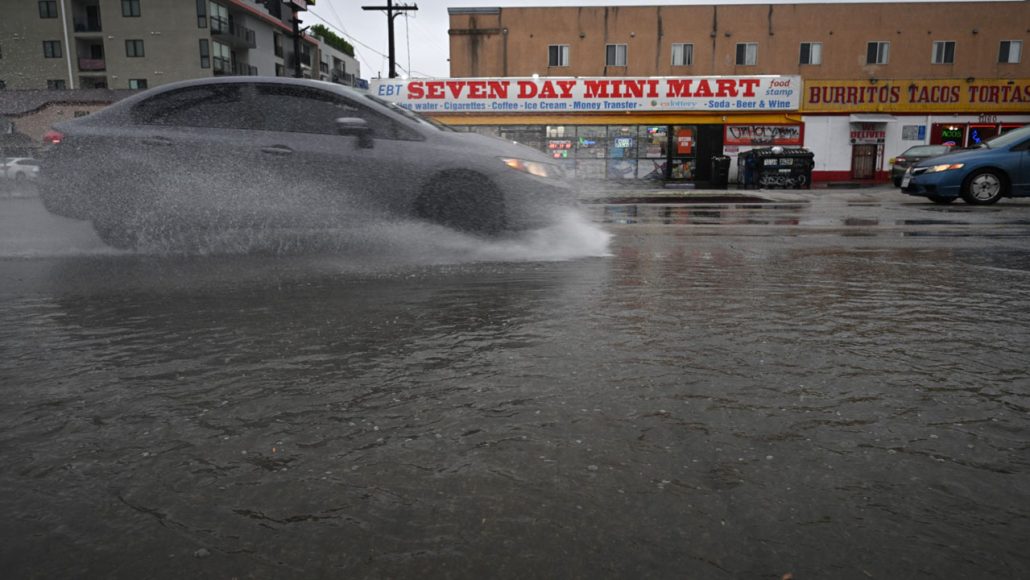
[43, 130, 64, 145]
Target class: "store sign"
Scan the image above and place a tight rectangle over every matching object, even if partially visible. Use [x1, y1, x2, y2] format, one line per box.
[724, 124, 803, 146]
[850, 128, 886, 144]
[370, 76, 801, 113]
[804, 78, 1030, 113]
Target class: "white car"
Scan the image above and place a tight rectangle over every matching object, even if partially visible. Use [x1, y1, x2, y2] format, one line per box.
[2, 157, 41, 181]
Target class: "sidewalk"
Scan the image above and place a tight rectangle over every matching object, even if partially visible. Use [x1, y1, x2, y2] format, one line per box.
[577, 179, 891, 204]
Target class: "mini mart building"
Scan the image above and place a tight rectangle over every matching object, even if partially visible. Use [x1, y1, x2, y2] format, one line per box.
[371, 75, 1030, 186]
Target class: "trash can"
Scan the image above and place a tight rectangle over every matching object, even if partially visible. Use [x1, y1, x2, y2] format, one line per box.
[710, 155, 731, 189]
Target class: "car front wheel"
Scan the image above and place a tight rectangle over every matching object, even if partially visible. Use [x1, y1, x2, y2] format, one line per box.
[961, 169, 1006, 205]
[414, 171, 506, 236]
[93, 220, 141, 250]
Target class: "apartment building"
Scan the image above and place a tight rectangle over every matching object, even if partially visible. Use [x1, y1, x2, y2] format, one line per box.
[0, 0, 361, 91]
[374, 2, 1030, 183]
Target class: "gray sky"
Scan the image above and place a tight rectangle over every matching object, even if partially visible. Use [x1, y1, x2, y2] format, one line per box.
[301, 0, 1012, 79]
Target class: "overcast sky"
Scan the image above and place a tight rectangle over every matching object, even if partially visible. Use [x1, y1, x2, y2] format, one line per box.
[301, 0, 1013, 79]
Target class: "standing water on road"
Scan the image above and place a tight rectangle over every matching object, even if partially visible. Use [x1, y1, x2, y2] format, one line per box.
[2, 192, 1030, 579]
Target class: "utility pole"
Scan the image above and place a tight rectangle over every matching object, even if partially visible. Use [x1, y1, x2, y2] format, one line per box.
[283, 0, 310, 78]
[361, 0, 418, 78]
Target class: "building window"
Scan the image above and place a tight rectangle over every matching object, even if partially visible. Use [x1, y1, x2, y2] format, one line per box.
[605, 44, 627, 67]
[932, 41, 955, 64]
[125, 39, 145, 57]
[0, 80, 6, 90]
[122, 0, 140, 17]
[274, 33, 283, 58]
[999, 40, 1022, 64]
[47, 79, 66, 89]
[209, 2, 229, 33]
[39, 1, 58, 18]
[866, 41, 889, 65]
[212, 41, 230, 73]
[735, 43, 757, 65]
[199, 39, 210, 68]
[43, 40, 61, 58]
[128, 79, 147, 89]
[548, 45, 569, 67]
[800, 42, 822, 65]
[671, 43, 693, 66]
[196, 0, 207, 27]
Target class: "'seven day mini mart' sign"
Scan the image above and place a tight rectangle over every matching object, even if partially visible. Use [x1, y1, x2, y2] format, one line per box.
[371, 76, 802, 113]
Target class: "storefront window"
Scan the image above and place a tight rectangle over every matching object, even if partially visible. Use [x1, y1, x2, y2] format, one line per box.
[575, 126, 607, 159]
[606, 125, 638, 179]
[449, 122, 722, 183]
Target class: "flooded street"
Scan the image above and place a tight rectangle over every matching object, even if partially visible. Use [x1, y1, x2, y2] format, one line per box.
[2, 189, 1030, 579]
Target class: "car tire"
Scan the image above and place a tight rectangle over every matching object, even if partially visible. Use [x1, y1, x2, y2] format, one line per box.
[93, 220, 141, 250]
[893, 177, 902, 187]
[414, 171, 506, 236]
[14, 173, 26, 182]
[960, 169, 1006, 205]
[927, 195, 956, 205]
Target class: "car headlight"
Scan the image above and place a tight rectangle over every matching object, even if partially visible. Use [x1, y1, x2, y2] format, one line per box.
[924, 163, 965, 173]
[500, 158, 563, 179]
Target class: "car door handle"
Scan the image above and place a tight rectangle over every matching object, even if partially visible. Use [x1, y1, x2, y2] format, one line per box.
[261, 145, 294, 156]
[142, 136, 173, 146]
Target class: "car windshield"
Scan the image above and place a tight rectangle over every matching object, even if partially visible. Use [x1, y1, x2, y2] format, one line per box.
[904, 145, 950, 156]
[364, 93, 454, 131]
[980, 124, 1030, 149]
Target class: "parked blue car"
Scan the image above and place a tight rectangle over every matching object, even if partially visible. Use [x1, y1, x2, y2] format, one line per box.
[902, 124, 1030, 205]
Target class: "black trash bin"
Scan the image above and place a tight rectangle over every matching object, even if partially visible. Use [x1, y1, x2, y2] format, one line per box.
[710, 155, 731, 189]
[739, 147, 815, 189]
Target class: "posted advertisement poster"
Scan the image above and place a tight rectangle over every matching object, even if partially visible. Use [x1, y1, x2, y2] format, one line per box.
[370, 76, 801, 113]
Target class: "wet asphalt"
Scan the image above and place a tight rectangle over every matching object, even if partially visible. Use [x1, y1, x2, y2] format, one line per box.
[1, 186, 1029, 579]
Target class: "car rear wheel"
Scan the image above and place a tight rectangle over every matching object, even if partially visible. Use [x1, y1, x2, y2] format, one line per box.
[414, 171, 506, 236]
[927, 195, 955, 205]
[961, 169, 1006, 205]
[893, 177, 902, 187]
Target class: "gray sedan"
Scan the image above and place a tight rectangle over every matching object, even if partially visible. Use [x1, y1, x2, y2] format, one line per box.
[39, 77, 577, 248]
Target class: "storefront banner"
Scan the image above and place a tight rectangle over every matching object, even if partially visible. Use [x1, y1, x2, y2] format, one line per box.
[804, 79, 1030, 113]
[724, 124, 803, 146]
[371, 76, 801, 113]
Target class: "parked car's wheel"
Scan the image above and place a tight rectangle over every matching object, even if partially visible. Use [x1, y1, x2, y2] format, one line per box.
[14, 173, 26, 182]
[893, 177, 902, 187]
[927, 195, 955, 205]
[961, 169, 1006, 205]
[415, 170, 506, 236]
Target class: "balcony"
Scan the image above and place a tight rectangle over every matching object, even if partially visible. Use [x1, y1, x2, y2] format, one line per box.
[211, 16, 256, 50]
[78, 58, 106, 71]
[213, 57, 258, 76]
[73, 19, 102, 33]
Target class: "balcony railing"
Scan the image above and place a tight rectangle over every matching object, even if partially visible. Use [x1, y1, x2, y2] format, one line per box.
[213, 57, 258, 76]
[73, 19, 103, 32]
[210, 16, 256, 49]
[78, 58, 106, 71]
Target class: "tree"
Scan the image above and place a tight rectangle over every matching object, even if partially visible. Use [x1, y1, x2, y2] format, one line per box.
[310, 24, 354, 57]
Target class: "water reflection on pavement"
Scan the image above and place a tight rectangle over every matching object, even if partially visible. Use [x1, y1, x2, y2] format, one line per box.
[2, 194, 1030, 579]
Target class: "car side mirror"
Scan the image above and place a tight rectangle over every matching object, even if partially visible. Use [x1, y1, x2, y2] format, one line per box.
[335, 117, 373, 149]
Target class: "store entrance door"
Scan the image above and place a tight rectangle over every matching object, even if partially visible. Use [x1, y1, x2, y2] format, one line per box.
[851, 144, 877, 179]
